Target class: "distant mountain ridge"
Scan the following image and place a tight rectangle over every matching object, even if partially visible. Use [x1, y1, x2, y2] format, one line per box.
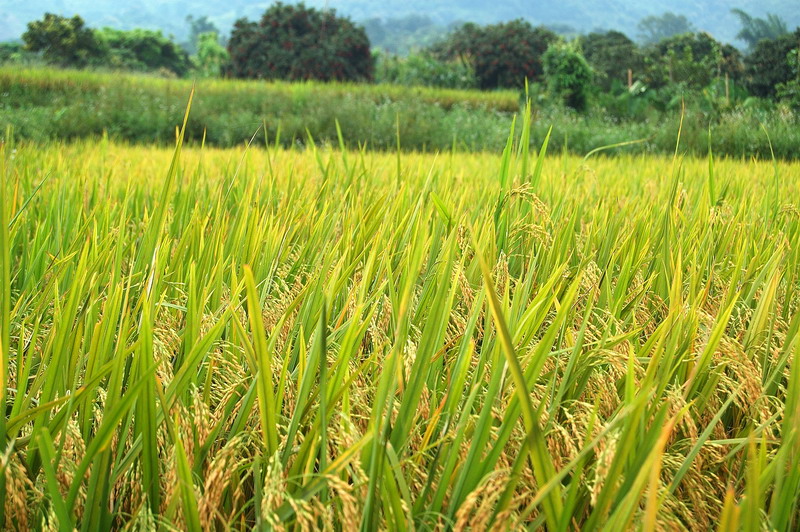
[2, 0, 798, 46]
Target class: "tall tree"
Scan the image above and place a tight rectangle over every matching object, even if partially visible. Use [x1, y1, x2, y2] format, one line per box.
[184, 15, 220, 54]
[637, 12, 694, 45]
[731, 9, 789, 51]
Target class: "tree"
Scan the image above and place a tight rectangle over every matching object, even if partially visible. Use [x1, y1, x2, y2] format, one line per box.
[643, 32, 742, 89]
[542, 42, 593, 111]
[430, 20, 557, 89]
[731, 9, 789, 51]
[637, 12, 694, 45]
[226, 2, 373, 82]
[194, 32, 229, 78]
[97, 28, 192, 76]
[744, 29, 800, 97]
[184, 15, 221, 55]
[580, 30, 643, 91]
[776, 47, 800, 109]
[22, 13, 106, 67]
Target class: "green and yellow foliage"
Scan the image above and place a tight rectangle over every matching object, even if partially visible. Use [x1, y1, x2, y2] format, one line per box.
[1, 102, 800, 529]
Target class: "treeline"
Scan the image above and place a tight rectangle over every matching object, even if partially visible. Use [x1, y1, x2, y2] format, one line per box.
[3, 4, 798, 114]
[0, 13, 229, 78]
[381, 15, 800, 117]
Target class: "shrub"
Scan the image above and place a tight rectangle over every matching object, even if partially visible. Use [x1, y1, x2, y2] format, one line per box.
[226, 2, 373, 82]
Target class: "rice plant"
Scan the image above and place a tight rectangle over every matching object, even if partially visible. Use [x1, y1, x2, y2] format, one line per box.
[1, 102, 799, 530]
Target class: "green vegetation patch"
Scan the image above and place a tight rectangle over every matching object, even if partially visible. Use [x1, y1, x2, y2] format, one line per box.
[1, 112, 800, 529]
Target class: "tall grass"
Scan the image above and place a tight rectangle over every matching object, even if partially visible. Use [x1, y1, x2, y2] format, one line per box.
[1, 107, 799, 530]
[4, 66, 800, 158]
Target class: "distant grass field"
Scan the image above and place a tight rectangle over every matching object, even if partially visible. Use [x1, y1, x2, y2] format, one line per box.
[2, 66, 800, 158]
[2, 105, 799, 529]
[0, 66, 519, 152]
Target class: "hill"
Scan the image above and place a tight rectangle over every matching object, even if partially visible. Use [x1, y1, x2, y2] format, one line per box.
[1, 0, 798, 46]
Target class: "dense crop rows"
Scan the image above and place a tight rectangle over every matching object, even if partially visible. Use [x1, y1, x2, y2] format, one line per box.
[1, 106, 799, 530]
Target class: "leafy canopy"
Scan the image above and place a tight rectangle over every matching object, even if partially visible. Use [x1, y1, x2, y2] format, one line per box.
[96, 28, 192, 77]
[430, 20, 557, 89]
[744, 28, 800, 97]
[580, 30, 643, 91]
[22, 13, 105, 67]
[226, 2, 373, 82]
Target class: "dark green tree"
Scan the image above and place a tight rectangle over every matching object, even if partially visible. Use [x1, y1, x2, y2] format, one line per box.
[731, 9, 789, 51]
[22, 13, 105, 67]
[643, 32, 742, 89]
[744, 29, 800, 97]
[430, 20, 557, 89]
[226, 2, 373, 82]
[580, 30, 642, 91]
[542, 43, 593, 111]
[637, 12, 694, 45]
[776, 46, 800, 109]
[97, 28, 192, 76]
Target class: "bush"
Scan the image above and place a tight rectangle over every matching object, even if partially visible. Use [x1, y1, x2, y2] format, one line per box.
[226, 2, 373, 82]
[430, 20, 557, 90]
[0, 42, 38, 65]
[375, 51, 476, 89]
[542, 43, 593, 111]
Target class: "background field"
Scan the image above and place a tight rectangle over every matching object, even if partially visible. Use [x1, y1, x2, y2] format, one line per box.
[3, 67, 800, 158]
[2, 119, 800, 529]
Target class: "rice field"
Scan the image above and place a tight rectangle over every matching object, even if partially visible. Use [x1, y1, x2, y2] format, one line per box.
[1, 107, 800, 531]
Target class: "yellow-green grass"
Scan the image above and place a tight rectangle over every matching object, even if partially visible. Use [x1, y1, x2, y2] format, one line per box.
[4, 66, 800, 160]
[0, 66, 521, 112]
[1, 129, 799, 530]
